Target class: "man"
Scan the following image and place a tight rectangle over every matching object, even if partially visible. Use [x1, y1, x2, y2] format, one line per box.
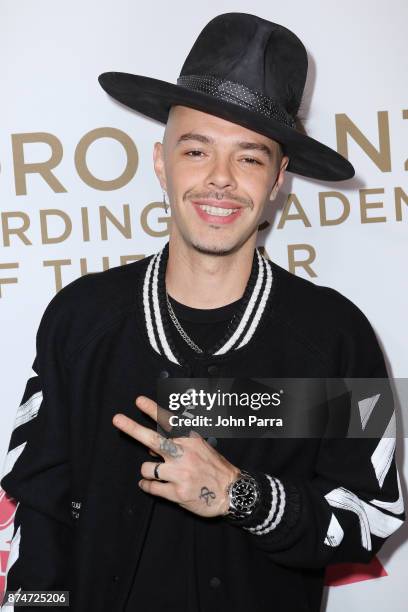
[1, 12, 405, 612]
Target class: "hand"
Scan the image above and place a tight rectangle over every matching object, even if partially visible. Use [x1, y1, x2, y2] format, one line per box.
[112, 395, 240, 518]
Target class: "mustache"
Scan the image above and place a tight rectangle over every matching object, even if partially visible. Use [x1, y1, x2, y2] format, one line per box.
[185, 190, 253, 208]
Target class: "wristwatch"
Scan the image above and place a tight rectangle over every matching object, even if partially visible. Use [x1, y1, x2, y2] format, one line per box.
[223, 469, 260, 520]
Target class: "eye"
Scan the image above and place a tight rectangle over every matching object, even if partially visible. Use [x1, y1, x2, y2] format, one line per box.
[241, 157, 262, 165]
[185, 150, 205, 158]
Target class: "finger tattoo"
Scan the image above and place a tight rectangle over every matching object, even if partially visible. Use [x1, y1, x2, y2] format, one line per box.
[159, 437, 184, 458]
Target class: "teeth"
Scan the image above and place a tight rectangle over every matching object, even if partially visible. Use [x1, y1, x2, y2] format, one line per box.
[198, 204, 239, 216]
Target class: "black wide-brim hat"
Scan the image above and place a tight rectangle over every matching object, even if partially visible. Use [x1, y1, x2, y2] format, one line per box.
[98, 12, 354, 181]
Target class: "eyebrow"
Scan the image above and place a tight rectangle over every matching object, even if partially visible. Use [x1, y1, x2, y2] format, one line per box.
[176, 132, 274, 159]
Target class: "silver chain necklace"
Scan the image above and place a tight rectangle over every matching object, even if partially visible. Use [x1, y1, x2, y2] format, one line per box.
[166, 291, 236, 354]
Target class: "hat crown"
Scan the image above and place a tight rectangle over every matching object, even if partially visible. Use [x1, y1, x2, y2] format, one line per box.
[179, 13, 308, 120]
[97, 11, 355, 180]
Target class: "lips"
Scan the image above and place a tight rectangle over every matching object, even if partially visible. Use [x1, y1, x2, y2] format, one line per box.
[191, 200, 244, 224]
[191, 199, 243, 209]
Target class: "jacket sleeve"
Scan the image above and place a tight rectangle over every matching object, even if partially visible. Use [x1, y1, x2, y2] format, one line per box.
[0, 297, 73, 608]
[226, 301, 406, 570]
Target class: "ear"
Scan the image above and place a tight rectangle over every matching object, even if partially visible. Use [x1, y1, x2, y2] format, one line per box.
[153, 141, 167, 191]
[269, 155, 289, 201]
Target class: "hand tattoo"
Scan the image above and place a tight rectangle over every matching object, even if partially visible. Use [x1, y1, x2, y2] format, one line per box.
[159, 437, 184, 458]
[199, 486, 216, 506]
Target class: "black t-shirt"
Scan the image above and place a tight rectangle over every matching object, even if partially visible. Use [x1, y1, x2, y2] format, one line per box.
[124, 295, 244, 611]
[167, 292, 245, 356]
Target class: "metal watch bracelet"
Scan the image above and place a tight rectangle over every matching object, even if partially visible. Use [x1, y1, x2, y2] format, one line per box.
[223, 469, 261, 520]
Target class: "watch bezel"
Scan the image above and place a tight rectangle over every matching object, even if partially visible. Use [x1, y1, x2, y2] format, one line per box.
[225, 470, 260, 520]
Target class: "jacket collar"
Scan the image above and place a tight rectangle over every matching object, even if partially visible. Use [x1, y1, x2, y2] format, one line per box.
[141, 241, 273, 366]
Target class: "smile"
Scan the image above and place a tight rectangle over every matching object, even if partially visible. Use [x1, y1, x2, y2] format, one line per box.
[191, 200, 244, 225]
[197, 204, 239, 216]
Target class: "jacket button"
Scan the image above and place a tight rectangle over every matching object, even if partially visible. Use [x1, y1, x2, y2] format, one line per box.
[127, 506, 134, 516]
[209, 576, 221, 588]
[112, 575, 119, 582]
[207, 364, 219, 375]
[159, 370, 170, 378]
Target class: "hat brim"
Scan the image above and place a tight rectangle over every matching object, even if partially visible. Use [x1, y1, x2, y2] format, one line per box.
[98, 72, 354, 181]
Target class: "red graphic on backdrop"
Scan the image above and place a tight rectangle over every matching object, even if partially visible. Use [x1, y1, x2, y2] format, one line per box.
[324, 556, 387, 586]
[0, 489, 18, 595]
[0, 490, 17, 531]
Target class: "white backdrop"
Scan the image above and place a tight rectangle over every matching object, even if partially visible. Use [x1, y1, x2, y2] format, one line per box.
[0, 1, 407, 609]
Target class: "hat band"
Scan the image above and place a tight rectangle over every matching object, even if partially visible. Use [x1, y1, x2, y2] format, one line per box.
[177, 74, 296, 128]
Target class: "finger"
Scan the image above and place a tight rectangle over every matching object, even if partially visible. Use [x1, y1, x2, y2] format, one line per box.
[135, 396, 173, 433]
[138, 478, 179, 502]
[140, 460, 174, 483]
[112, 413, 166, 455]
[113, 413, 185, 459]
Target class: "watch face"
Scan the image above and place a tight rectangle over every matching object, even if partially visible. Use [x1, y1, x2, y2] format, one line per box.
[233, 478, 258, 511]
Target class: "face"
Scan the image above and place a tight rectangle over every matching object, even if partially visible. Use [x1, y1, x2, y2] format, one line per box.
[154, 105, 289, 256]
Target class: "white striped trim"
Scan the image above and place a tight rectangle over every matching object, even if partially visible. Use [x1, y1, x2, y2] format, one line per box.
[361, 501, 404, 538]
[13, 391, 43, 430]
[142, 253, 161, 356]
[244, 474, 278, 533]
[142, 246, 273, 362]
[2, 382, 44, 488]
[371, 411, 396, 488]
[236, 255, 273, 350]
[245, 475, 286, 535]
[361, 498, 404, 539]
[151, 250, 179, 364]
[369, 468, 404, 515]
[213, 250, 268, 355]
[1, 379, 47, 610]
[358, 393, 381, 430]
[324, 513, 344, 547]
[325, 487, 372, 550]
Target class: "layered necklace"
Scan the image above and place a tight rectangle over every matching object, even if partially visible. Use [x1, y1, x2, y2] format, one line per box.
[165, 290, 238, 354]
[142, 242, 273, 366]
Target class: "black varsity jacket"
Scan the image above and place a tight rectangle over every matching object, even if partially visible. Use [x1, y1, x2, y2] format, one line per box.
[0, 241, 405, 612]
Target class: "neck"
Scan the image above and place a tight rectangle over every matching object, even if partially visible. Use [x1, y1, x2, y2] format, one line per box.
[165, 235, 256, 309]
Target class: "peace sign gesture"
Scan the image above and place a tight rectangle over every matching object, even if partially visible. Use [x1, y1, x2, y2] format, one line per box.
[112, 395, 240, 518]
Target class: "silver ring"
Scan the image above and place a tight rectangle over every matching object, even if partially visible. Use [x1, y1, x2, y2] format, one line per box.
[154, 463, 161, 480]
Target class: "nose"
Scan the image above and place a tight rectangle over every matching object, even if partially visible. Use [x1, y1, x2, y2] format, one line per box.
[204, 154, 237, 192]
